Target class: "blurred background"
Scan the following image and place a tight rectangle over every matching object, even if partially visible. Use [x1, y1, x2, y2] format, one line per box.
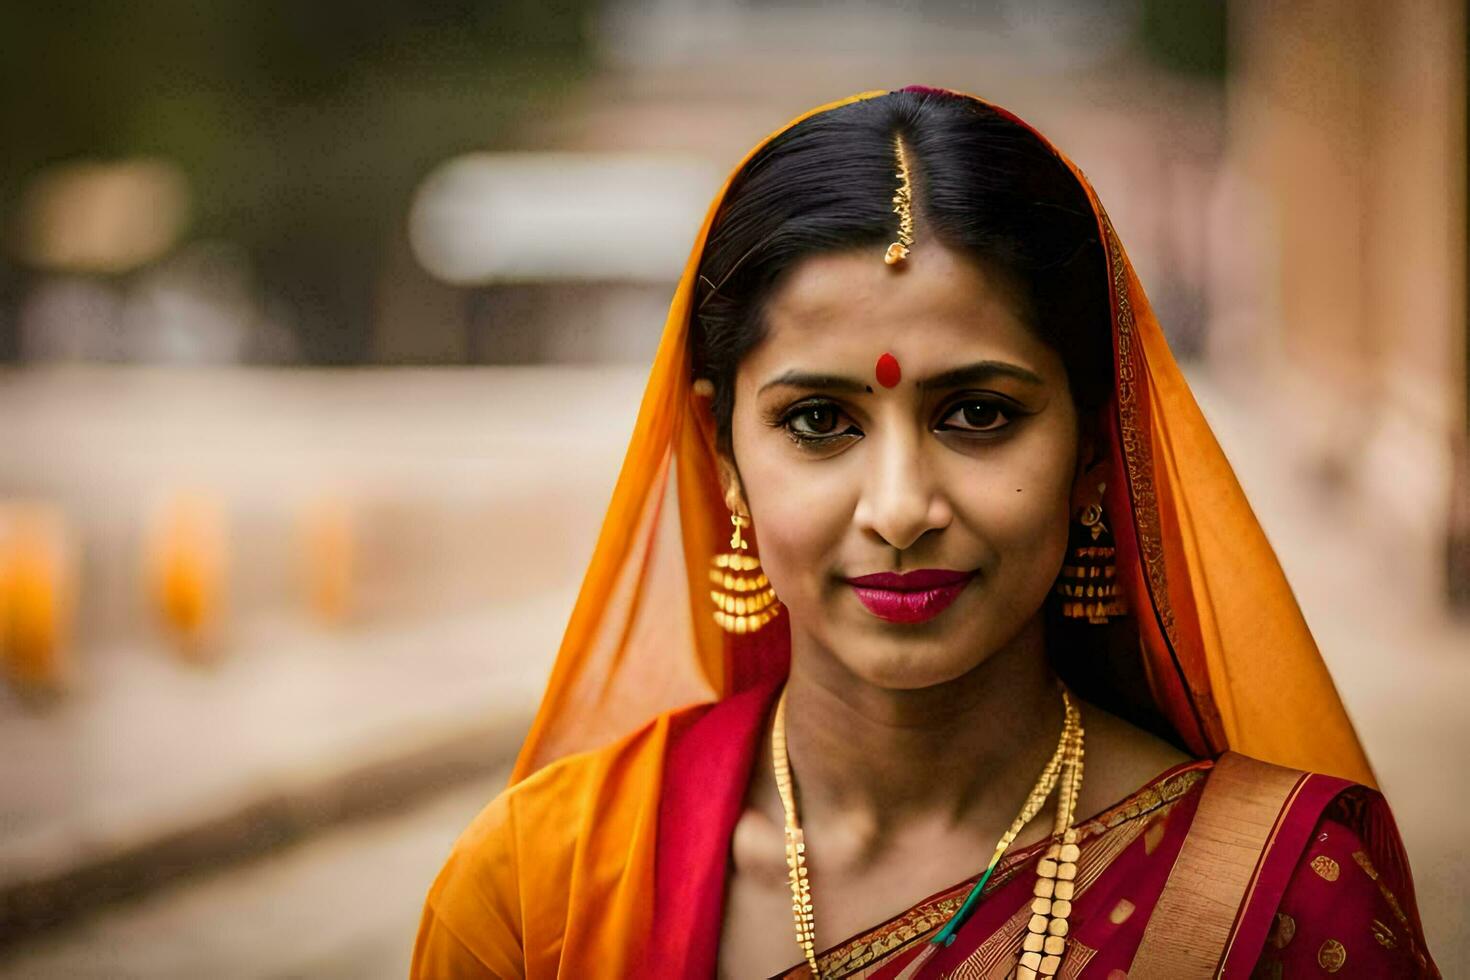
[0, 1, 1465, 976]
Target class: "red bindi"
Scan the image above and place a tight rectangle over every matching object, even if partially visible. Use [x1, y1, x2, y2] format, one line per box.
[875, 352, 901, 388]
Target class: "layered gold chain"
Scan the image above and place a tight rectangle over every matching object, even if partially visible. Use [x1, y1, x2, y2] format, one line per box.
[770, 686, 1084, 979]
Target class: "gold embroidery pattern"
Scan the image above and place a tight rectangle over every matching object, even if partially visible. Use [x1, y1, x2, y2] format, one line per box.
[1056, 939, 1098, 980]
[1317, 938, 1347, 972]
[1073, 808, 1154, 897]
[935, 908, 1097, 980]
[939, 902, 1029, 980]
[1108, 898, 1136, 925]
[1352, 858, 1411, 963]
[1352, 844, 1425, 969]
[817, 893, 966, 977]
[1100, 216, 1176, 648]
[1074, 767, 1204, 836]
[1267, 912, 1296, 949]
[1310, 855, 1340, 882]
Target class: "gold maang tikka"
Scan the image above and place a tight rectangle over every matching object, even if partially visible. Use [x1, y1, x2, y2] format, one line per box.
[883, 134, 915, 265]
[709, 512, 782, 634]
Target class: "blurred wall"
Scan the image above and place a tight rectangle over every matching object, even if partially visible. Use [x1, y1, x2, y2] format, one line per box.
[1228, 0, 1468, 606]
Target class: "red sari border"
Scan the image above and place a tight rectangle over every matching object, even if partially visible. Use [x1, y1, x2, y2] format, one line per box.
[641, 681, 782, 976]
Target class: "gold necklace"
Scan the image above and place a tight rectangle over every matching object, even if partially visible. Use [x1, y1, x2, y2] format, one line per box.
[771, 686, 1084, 980]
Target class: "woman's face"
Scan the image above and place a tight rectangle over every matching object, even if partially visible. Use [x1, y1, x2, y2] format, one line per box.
[724, 242, 1088, 690]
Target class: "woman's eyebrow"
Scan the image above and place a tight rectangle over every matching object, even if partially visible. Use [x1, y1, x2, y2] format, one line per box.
[758, 371, 869, 396]
[918, 360, 1045, 390]
[758, 360, 1043, 396]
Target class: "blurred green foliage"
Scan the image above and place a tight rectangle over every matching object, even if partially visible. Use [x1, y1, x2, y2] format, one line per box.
[1137, 0, 1227, 80]
[0, 1, 596, 362]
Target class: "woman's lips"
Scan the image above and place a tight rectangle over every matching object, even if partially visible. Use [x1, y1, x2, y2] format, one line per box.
[844, 568, 977, 624]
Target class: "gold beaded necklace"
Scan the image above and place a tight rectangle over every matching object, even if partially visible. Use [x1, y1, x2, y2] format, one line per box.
[770, 686, 1084, 980]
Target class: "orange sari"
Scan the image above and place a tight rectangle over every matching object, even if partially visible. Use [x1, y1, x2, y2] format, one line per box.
[411, 88, 1436, 978]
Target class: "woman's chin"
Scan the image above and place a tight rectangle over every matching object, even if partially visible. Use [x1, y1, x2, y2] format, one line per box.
[835, 643, 986, 692]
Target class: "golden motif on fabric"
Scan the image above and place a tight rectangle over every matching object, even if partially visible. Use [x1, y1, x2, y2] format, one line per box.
[1354, 848, 1417, 961]
[1316, 937, 1347, 972]
[1267, 911, 1296, 949]
[1310, 854, 1341, 881]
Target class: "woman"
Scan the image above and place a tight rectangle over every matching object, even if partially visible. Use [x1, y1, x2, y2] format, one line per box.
[411, 88, 1440, 978]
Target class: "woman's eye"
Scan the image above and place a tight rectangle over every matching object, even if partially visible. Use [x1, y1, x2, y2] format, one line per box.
[939, 400, 1013, 434]
[779, 401, 859, 446]
[790, 405, 842, 435]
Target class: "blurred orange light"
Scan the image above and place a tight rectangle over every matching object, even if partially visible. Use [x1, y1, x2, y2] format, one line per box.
[299, 495, 357, 627]
[0, 503, 77, 697]
[144, 492, 228, 660]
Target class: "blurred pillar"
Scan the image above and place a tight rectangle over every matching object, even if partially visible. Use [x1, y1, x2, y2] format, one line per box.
[1455, 7, 1470, 612]
[1230, 0, 1468, 605]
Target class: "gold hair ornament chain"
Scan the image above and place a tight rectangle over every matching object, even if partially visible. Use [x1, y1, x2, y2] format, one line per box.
[771, 686, 1084, 979]
[883, 134, 916, 265]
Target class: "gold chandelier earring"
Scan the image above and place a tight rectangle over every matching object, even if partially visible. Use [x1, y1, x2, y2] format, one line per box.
[1055, 482, 1128, 624]
[709, 511, 782, 634]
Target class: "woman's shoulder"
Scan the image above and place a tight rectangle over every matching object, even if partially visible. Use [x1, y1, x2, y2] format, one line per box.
[1254, 803, 1439, 977]
[1073, 697, 1196, 820]
[1146, 750, 1440, 976]
[413, 701, 715, 977]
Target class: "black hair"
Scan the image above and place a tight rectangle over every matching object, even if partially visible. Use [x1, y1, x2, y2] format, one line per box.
[692, 89, 1112, 457]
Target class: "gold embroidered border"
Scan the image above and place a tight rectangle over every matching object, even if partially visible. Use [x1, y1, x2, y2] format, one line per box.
[1101, 214, 1177, 648]
[1076, 765, 1204, 836]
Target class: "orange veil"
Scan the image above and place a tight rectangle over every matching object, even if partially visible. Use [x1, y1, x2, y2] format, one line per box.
[509, 87, 1375, 791]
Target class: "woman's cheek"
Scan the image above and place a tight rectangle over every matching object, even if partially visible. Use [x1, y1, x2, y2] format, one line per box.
[1013, 498, 1072, 590]
[964, 473, 1072, 585]
[747, 467, 846, 608]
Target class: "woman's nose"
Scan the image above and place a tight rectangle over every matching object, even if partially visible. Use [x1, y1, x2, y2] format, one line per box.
[852, 433, 952, 551]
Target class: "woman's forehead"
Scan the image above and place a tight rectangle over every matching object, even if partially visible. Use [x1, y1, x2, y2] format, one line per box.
[748, 244, 1058, 382]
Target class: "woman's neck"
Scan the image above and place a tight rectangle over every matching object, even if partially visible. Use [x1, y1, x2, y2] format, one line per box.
[777, 615, 1064, 847]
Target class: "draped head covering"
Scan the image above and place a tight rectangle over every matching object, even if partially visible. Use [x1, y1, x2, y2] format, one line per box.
[509, 87, 1375, 789]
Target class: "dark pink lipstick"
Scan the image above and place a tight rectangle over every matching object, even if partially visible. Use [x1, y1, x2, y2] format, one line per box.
[845, 568, 977, 624]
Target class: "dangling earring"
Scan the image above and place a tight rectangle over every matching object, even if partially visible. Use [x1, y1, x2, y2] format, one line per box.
[1055, 482, 1128, 624]
[709, 511, 782, 634]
